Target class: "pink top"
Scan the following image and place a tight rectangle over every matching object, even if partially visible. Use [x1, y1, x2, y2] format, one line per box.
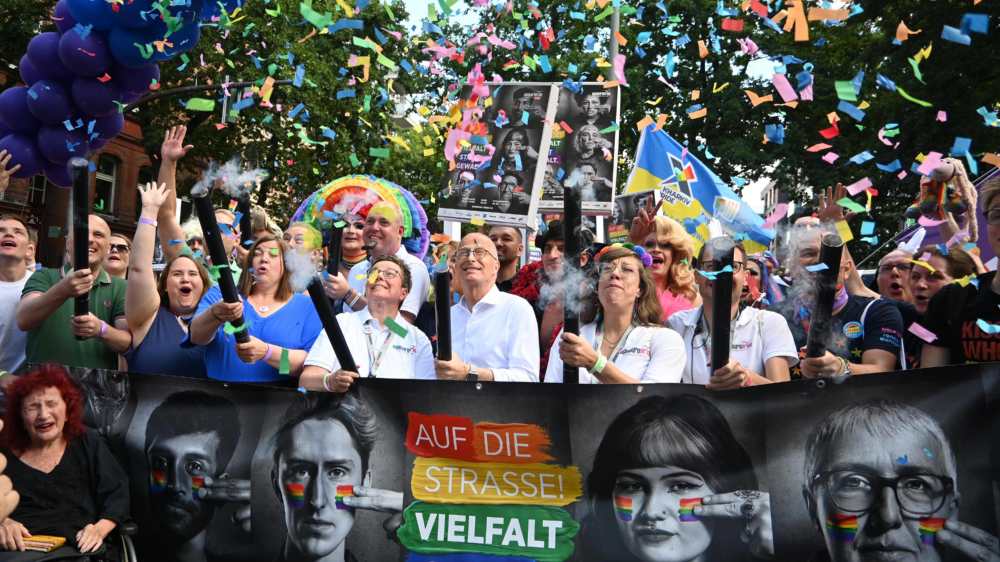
[658, 287, 695, 322]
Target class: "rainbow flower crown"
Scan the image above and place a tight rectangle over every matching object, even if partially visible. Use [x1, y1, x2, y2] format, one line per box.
[594, 243, 654, 268]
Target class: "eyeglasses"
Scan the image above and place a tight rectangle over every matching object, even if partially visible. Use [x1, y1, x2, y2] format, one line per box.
[598, 261, 640, 278]
[700, 260, 745, 273]
[454, 247, 496, 262]
[746, 268, 760, 277]
[643, 240, 672, 251]
[186, 238, 204, 246]
[369, 268, 401, 281]
[878, 263, 913, 275]
[987, 208, 1000, 225]
[109, 244, 130, 254]
[812, 470, 954, 517]
[346, 221, 366, 231]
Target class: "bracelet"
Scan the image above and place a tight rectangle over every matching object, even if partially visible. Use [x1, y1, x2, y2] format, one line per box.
[139, 216, 158, 227]
[322, 372, 334, 392]
[99, 321, 108, 337]
[262, 344, 273, 363]
[589, 354, 608, 375]
[348, 290, 362, 308]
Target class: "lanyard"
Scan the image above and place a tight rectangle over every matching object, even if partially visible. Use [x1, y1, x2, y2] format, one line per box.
[594, 323, 636, 364]
[363, 323, 396, 378]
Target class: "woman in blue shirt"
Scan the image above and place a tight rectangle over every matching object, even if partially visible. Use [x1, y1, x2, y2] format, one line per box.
[188, 235, 322, 383]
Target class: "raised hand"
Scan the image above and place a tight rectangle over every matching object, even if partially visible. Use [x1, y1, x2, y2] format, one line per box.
[138, 182, 169, 211]
[694, 490, 773, 558]
[816, 183, 856, 223]
[0, 150, 22, 193]
[161, 125, 194, 163]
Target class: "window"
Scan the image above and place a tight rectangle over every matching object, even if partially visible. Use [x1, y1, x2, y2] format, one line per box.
[94, 155, 119, 214]
[28, 175, 46, 205]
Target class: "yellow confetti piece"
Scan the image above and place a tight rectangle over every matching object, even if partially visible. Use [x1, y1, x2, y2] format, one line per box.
[910, 259, 936, 273]
[914, 43, 932, 63]
[712, 82, 730, 93]
[386, 135, 411, 151]
[955, 275, 973, 287]
[368, 269, 379, 284]
[645, 97, 663, 106]
[260, 76, 276, 103]
[423, 148, 435, 156]
[835, 220, 854, 243]
[470, 216, 486, 226]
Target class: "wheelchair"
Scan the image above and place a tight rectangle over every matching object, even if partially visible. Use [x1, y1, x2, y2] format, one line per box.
[0, 521, 138, 562]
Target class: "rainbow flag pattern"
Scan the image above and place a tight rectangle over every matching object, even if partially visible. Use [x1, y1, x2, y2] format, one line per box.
[190, 475, 205, 493]
[918, 518, 946, 545]
[335, 485, 354, 510]
[614, 496, 633, 522]
[679, 497, 703, 522]
[151, 469, 167, 493]
[826, 514, 859, 542]
[286, 482, 306, 509]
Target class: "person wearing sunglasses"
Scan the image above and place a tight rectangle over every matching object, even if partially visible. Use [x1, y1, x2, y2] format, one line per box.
[803, 399, 998, 562]
[669, 237, 796, 388]
[546, 244, 685, 384]
[102, 233, 131, 280]
[301, 255, 434, 392]
[435, 233, 539, 382]
[875, 249, 915, 303]
[923, 177, 1000, 368]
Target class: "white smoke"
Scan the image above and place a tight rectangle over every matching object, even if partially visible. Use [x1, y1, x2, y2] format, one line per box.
[190, 158, 269, 199]
[285, 248, 319, 293]
[538, 262, 593, 317]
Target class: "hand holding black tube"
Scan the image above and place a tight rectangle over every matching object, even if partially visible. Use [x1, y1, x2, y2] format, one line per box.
[193, 194, 250, 343]
[69, 159, 91, 340]
[709, 243, 734, 374]
[434, 271, 452, 360]
[805, 233, 845, 358]
[562, 185, 581, 384]
[306, 276, 358, 372]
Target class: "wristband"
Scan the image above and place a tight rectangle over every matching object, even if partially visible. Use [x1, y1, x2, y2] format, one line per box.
[262, 344, 273, 363]
[589, 354, 608, 376]
[139, 216, 158, 227]
[322, 372, 334, 392]
[348, 290, 362, 308]
[99, 321, 109, 337]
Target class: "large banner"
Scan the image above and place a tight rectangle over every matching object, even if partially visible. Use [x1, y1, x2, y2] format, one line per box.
[66, 367, 998, 562]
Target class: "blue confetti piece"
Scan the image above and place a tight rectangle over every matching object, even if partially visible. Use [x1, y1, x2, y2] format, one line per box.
[231, 97, 254, 112]
[336, 89, 356, 100]
[860, 221, 875, 236]
[837, 100, 866, 121]
[537, 55, 552, 73]
[293, 65, 305, 88]
[976, 319, 1000, 334]
[849, 151, 874, 165]
[289, 103, 305, 119]
[876, 159, 902, 173]
[960, 13, 989, 35]
[328, 18, 364, 33]
[950, 137, 972, 157]
[696, 265, 733, 280]
[168, 239, 183, 246]
[941, 25, 971, 46]
[321, 126, 337, 140]
[765, 124, 785, 144]
[805, 263, 829, 272]
[876, 73, 897, 92]
[73, 23, 93, 39]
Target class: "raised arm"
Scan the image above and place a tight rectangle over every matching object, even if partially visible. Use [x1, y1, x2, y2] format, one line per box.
[127, 182, 169, 344]
[157, 125, 194, 261]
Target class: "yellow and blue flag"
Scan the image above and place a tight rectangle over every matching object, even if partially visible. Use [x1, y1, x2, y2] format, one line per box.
[625, 124, 773, 254]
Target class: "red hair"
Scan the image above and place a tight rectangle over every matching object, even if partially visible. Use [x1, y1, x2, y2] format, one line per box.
[2, 364, 86, 453]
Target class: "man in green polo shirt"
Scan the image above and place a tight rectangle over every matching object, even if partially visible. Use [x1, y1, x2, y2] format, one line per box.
[16, 215, 131, 369]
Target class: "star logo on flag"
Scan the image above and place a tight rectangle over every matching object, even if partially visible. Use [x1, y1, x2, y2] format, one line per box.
[667, 154, 698, 198]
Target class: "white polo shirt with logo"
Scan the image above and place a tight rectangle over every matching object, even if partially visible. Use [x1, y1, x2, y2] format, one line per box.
[545, 322, 686, 384]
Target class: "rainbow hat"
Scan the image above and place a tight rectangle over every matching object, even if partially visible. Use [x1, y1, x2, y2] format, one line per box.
[286, 482, 306, 509]
[335, 485, 354, 510]
[614, 496, 633, 522]
[826, 514, 859, 542]
[679, 497, 703, 522]
[290, 175, 430, 260]
[918, 518, 946, 545]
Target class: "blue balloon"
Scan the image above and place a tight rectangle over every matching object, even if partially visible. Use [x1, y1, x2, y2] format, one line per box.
[0, 134, 44, 178]
[0, 87, 42, 135]
[108, 26, 159, 68]
[44, 160, 73, 187]
[58, 27, 113, 77]
[153, 20, 200, 61]
[113, 62, 159, 94]
[90, 112, 124, 149]
[115, 0, 157, 29]
[37, 124, 90, 164]
[67, 0, 114, 31]
[18, 55, 42, 86]
[72, 77, 122, 118]
[26, 81, 75, 125]
[26, 32, 74, 83]
[52, 0, 78, 34]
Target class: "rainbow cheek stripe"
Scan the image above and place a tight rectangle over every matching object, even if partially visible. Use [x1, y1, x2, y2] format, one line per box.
[918, 518, 946, 545]
[190, 476, 205, 495]
[151, 469, 167, 493]
[679, 497, 703, 522]
[614, 496, 633, 522]
[826, 514, 859, 542]
[286, 483, 306, 509]
[335, 485, 354, 510]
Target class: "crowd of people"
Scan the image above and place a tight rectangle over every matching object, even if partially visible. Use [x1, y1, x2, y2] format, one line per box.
[1, 128, 999, 394]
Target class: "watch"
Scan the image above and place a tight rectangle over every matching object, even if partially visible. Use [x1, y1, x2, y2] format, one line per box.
[466, 364, 479, 382]
[837, 356, 852, 377]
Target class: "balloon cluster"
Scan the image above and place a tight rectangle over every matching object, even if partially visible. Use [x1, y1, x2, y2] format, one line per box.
[0, 0, 238, 187]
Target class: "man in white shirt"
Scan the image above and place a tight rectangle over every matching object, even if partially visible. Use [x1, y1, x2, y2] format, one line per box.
[0, 215, 33, 374]
[302, 255, 434, 392]
[668, 237, 797, 388]
[435, 233, 539, 382]
[324, 201, 429, 323]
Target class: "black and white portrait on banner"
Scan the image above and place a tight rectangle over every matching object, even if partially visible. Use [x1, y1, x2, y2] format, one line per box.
[538, 84, 621, 214]
[249, 383, 407, 562]
[764, 368, 999, 562]
[437, 83, 558, 228]
[568, 384, 772, 562]
[607, 190, 657, 244]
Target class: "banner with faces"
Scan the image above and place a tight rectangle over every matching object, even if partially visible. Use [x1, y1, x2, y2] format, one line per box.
[69, 366, 998, 562]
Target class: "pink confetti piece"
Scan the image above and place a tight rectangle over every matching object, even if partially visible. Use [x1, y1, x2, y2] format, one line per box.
[917, 151, 943, 176]
[771, 73, 798, 103]
[807, 143, 832, 152]
[799, 84, 814, 101]
[763, 203, 789, 229]
[845, 177, 873, 196]
[612, 54, 629, 86]
[936, 110, 947, 122]
[908, 322, 938, 343]
[738, 37, 759, 55]
[822, 152, 840, 164]
[897, 170, 908, 180]
[918, 215, 947, 227]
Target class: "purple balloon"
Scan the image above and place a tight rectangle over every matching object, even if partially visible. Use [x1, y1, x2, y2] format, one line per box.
[18, 55, 42, 86]
[26, 81, 75, 125]
[26, 32, 74, 83]
[37, 124, 90, 164]
[0, 87, 42, 134]
[52, 0, 78, 33]
[115, 0, 156, 29]
[71, 77, 122, 118]
[112, 62, 159, 94]
[44, 160, 73, 187]
[153, 20, 201, 61]
[91, 112, 124, 147]
[66, 0, 114, 31]
[58, 28, 112, 78]
[108, 26, 159, 69]
[0, 134, 44, 178]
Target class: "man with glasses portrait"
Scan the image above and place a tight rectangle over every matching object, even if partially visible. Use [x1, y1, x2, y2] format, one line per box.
[803, 399, 998, 562]
[301, 255, 434, 392]
[434, 233, 540, 382]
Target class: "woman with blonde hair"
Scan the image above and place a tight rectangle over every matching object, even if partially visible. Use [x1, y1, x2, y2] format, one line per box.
[630, 205, 700, 321]
[545, 244, 685, 383]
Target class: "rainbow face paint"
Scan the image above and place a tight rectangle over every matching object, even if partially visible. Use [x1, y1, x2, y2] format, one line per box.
[335, 485, 354, 510]
[286, 482, 306, 509]
[614, 495, 633, 522]
[679, 497, 703, 522]
[151, 469, 167, 494]
[826, 513, 859, 542]
[191, 475, 205, 494]
[918, 518, 946, 545]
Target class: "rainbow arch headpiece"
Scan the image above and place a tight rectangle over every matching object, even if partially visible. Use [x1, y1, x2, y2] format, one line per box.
[290, 175, 430, 260]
